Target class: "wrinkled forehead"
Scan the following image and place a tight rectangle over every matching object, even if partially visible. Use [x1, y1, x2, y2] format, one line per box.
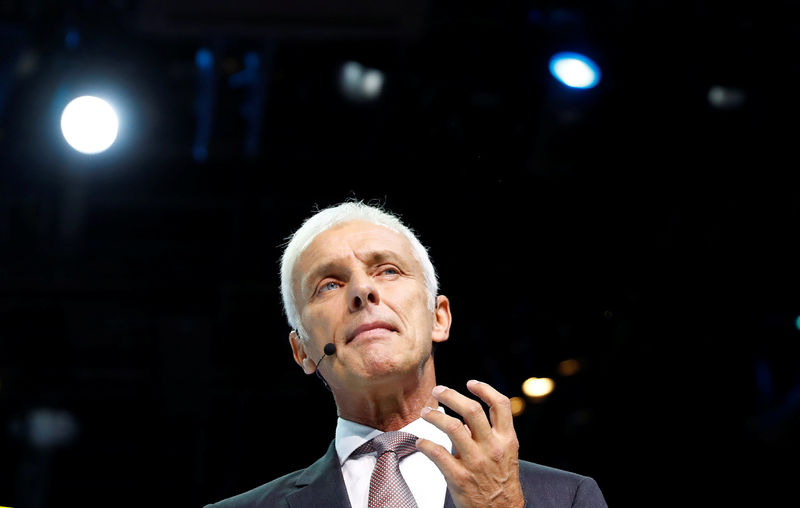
[293, 220, 417, 291]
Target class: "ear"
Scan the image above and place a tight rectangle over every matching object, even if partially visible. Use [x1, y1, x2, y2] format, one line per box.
[289, 330, 318, 375]
[431, 295, 452, 344]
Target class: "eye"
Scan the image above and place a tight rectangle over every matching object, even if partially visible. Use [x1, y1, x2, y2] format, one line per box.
[318, 280, 341, 294]
[378, 266, 400, 276]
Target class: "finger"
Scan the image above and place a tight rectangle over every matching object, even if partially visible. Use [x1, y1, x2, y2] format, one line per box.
[419, 406, 477, 459]
[466, 380, 514, 435]
[415, 437, 462, 483]
[431, 385, 493, 441]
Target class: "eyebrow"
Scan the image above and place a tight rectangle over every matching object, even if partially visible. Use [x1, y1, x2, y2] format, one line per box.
[302, 249, 401, 293]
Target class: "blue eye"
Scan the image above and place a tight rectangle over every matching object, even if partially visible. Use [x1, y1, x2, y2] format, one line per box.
[319, 281, 340, 293]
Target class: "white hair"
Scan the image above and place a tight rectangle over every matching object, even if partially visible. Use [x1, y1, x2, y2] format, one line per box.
[280, 200, 438, 341]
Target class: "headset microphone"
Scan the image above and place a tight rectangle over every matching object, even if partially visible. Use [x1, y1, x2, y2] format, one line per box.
[315, 342, 337, 391]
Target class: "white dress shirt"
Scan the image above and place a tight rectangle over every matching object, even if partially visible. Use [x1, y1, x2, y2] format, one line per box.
[335, 408, 452, 508]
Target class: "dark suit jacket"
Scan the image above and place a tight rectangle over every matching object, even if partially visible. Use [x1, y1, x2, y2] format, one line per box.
[205, 440, 608, 508]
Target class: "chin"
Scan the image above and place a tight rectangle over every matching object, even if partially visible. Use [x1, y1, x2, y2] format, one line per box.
[361, 352, 431, 384]
[358, 353, 411, 381]
[362, 357, 402, 376]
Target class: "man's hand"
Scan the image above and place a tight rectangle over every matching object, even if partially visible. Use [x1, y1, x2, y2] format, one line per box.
[416, 380, 525, 508]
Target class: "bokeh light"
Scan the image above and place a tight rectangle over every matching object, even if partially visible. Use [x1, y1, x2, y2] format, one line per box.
[60, 95, 119, 154]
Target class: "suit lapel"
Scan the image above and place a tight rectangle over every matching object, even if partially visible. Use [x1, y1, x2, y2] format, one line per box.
[285, 439, 456, 508]
[443, 490, 456, 508]
[287, 440, 351, 508]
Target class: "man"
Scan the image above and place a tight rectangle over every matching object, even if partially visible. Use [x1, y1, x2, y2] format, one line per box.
[205, 201, 607, 508]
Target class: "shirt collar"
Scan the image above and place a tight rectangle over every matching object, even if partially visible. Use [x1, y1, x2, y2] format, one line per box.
[335, 407, 451, 465]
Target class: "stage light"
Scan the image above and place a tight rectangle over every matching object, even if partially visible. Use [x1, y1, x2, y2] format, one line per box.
[795, 315, 800, 331]
[193, 47, 215, 162]
[509, 396, 526, 417]
[60, 95, 119, 154]
[26, 407, 79, 449]
[557, 358, 581, 377]
[195, 47, 213, 70]
[708, 85, 746, 110]
[339, 60, 384, 102]
[522, 377, 555, 399]
[549, 52, 601, 89]
[361, 69, 384, 98]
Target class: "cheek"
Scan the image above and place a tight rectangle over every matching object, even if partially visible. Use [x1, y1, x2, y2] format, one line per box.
[301, 302, 339, 339]
[393, 287, 434, 330]
[382, 286, 428, 315]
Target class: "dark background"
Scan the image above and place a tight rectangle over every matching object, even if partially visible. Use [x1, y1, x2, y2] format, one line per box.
[1, 1, 799, 507]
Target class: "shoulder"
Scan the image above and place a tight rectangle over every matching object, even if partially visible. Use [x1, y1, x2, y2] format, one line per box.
[203, 469, 305, 508]
[518, 460, 607, 508]
[204, 440, 343, 508]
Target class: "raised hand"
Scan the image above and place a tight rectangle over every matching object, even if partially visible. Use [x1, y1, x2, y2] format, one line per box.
[416, 380, 525, 508]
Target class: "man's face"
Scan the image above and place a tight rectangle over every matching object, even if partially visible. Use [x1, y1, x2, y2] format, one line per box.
[291, 220, 447, 389]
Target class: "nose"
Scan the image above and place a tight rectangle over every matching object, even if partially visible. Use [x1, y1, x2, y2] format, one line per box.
[348, 275, 380, 312]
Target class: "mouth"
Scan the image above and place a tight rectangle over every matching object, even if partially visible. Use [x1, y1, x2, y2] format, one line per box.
[346, 321, 398, 343]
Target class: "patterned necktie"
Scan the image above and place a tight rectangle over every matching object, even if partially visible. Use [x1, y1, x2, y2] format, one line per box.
[351, 431, 420, 508]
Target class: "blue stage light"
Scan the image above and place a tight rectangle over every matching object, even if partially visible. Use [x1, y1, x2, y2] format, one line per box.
[549, 52, 601, 89]
[195, 48, 213, 70]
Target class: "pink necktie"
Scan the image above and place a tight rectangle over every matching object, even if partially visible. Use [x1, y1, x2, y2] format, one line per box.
[351, 431, 420, 508]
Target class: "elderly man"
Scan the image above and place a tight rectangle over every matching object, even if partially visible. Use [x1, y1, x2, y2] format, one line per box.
[206, 201, 607, 508]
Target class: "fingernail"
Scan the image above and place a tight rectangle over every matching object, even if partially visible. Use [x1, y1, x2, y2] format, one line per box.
[432, 385, 446, 396]
[420, 406, 432, 417]
[467, 379, 480, 387]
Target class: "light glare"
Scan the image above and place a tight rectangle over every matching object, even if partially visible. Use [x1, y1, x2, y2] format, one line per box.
[340, 61, 384, 101]
[549, 52, 601, 89]
[60, 95, 119, 154]
[509, 396, 526, 417]
[522, 377, 555, 398]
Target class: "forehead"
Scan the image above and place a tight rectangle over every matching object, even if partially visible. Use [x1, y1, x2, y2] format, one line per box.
[295, 220, 416, 281]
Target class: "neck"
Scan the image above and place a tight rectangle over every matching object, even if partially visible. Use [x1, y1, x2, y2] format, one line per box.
[333, 361, 439, 431]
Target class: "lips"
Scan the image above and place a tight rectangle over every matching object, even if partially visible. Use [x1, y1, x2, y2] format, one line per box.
[346, 321, 398, 343]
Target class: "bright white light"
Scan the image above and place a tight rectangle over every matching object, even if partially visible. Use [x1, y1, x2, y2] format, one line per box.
[60, 95, 119, 154]
[549, 52, 601, 89]
[522, 377, 555, 398]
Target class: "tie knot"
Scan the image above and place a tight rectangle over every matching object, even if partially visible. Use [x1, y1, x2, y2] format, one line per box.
[353, 431, 419, 460]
